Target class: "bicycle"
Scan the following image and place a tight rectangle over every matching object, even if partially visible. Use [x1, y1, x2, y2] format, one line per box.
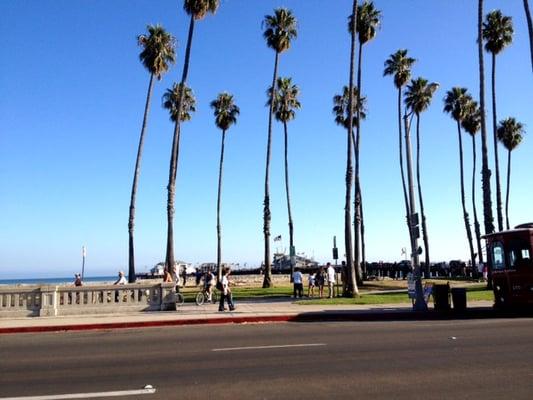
[195, 286, 218, 306]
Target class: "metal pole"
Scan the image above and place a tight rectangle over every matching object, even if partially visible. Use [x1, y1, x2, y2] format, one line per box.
[404, 113, 427, 311]
[81, 246, 86, 281]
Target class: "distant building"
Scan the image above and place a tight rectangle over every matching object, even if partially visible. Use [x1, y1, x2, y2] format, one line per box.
[272, 253, 318, 273]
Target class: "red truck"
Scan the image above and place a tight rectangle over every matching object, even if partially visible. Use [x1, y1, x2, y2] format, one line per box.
[484, 223, 533, 307]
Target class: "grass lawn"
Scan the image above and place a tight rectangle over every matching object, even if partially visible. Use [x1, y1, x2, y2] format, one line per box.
[178, 280, 494, 305]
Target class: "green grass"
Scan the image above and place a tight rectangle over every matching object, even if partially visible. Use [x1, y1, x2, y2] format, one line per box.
[178, 282, 494, 305]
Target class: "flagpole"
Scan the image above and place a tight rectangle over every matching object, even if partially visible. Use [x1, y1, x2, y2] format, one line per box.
[81, 246, 86, 280]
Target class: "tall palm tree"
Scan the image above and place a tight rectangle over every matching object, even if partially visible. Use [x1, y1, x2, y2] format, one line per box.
[483, 10, 514, 232]
[262, 8, 297, 288]
[443, 87, 476, 271]
[497, 118, 525, 230]
[404, 77, 439, 275]
[269, 77, 301, 280]
[478, 0, 495, 241]
[349, 1, 381, 284]
[524, 0, 533, 72]
[128, 25, 175, 283]
[462, 102, 484, 268]
[163, 83, 196, 275]
[340, 0, 359, 297]
[384, 49, 416, 248]
[333, 86, 366, 294]
[165, 0, 219, 273]
[210, 93, 239, 281]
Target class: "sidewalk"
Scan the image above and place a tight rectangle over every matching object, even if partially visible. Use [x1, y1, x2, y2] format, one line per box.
[0, 298, 497, 334]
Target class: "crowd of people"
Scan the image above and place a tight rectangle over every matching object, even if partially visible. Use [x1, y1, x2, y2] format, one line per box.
[293, 262, 338, 299]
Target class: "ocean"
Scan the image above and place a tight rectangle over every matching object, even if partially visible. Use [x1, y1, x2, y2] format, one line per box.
[0, 276, 118, 286]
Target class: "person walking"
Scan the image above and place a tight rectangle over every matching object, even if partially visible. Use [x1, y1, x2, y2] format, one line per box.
[327, 262, 336, 298]
[292, 268, 303, 298]
[218, 267, 235, 312]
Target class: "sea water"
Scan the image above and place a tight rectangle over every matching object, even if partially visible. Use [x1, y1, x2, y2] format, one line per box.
[0, 276, 118, 286]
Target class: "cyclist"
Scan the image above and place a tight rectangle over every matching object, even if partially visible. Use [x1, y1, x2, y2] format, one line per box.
[204, 270, 215, 302]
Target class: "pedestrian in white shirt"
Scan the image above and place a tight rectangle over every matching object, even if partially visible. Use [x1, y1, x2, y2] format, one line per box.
[218, 267, 235, 312]
[292, 268, 303, 298]
[326, 263, 336, 298]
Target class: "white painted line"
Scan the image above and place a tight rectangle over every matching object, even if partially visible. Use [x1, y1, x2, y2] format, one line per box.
[0, 387, 156, 400]
[212, 343, 326, 352]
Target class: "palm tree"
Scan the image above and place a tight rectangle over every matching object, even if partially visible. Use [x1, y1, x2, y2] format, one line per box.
[269, 77, 301, 280]
[349, 1, 381, 284]
[128, 25, 175, 283]
[497, 118, 525, 230]
[384, 49, 416, 249]
[341, 0, 358, 296]
[483, 10, 514, 232]
[333, 86, 366, 294]
[462, 102, 484, 268]
[478, 0, 495, 241]
[524, 0, 533, 72]
[443, 87, 477, 271]
[262, 8, 297, 288]
[210, 93, 240, 281]
[163, 83, 197, 275]
[404, 77, 439, 276]
[165, 0, 219, 273]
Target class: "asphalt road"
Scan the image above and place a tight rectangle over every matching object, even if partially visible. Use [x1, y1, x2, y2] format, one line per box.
[1, 319, 533, 399]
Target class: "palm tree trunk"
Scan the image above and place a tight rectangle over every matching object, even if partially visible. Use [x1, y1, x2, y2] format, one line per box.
[353, 40, 363, 286]
[471, 134, 484, 269]
[344, 0, 358, 297]
[524, 0, 533, 73]
[283, 122, 295, 281]
[491, 54, 503, 232]
[478, 0, 495, 237]
[398, 88, 412, 243]
[128, 73, 155, 283]
[165, 15, 196, 271]
[165, 122, 181, 273]
[359, 186, 366, 280]
[415, 115, 430, 275]
[505, 150, 512, 230]
[216, 130, 226, 281]
[458, 122, 476, 273]
[479, 0, 494, 288]
[262, 51, 280, 289]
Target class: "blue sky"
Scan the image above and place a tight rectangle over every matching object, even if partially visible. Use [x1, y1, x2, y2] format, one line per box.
[1, 0, 531, 278]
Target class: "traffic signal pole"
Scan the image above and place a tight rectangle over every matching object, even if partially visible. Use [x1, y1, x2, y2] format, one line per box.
[404, 112, 428, 311]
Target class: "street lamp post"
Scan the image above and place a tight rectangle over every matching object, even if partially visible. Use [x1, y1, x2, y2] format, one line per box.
[404, 113, 427, 311]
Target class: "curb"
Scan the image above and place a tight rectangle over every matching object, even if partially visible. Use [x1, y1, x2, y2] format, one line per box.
[0, 306, 515, 335]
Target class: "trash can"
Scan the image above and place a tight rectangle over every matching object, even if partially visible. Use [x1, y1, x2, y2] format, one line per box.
[451, 287, 467, 312]
[433, 283, 450, 311]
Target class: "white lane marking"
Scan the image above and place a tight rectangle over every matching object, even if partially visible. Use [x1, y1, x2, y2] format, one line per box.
[212, 343, 326, 352]
[0, 387, 156, 400]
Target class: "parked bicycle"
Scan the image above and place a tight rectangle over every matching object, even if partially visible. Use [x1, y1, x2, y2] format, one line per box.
[195, 287, 218, 306]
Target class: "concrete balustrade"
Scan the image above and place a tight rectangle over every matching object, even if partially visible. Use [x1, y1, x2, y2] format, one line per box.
[0, 282, 178, 317]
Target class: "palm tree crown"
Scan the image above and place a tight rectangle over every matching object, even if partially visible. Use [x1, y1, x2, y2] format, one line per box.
[443, 87, 475, 122]
[483, 10, 514, 55]
[184, 0, 219, 20]
[333, 86, 367, 129]
[137, 24, 176, 79]
[350, 1, 381, 44]
[383, 49, 416, 89]
[263, 8, 298, 53]
[461, 102, 482, 136]
[210, 92, 240, 131]
[268, 77, 301, 123]
[162, 83, 196, 123]
[497, 117, 524, 151]
[405, 78, 439, 115]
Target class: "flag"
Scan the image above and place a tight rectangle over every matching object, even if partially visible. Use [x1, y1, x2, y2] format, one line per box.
[274, 235, 282, 242]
